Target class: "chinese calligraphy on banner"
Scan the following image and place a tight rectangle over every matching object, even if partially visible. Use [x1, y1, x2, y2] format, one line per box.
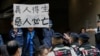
[13, 4, 49, 28]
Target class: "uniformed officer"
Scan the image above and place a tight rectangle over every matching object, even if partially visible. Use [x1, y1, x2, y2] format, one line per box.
[79, 33, 100, 56]
[79, 33, 91, 48]
[48, 33, 77, 56]
[64, 32, 81, 56]
[70, 33, 79, 46]
[86, 20, 100, 50]
[69, 33, 82, 56]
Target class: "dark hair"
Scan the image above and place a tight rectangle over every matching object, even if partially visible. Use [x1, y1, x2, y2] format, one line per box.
[7, 40, 19, 55]
[97, 20, 100, 23]
[79, 27, 86, 33]
[79, 33, 89, 44]
[72, 37, 79, 42]
[53, 36, 63, 40]
[79, 38, 89, 44]
[0, 45, 9, 56]
[70, 33, 79, 42]
[53, 33, 63, 39]
[53, 33, 63, 45]
[35, 45, 48, 56]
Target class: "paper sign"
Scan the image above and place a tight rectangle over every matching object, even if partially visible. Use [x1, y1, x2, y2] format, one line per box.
[13, 4, 49, 28]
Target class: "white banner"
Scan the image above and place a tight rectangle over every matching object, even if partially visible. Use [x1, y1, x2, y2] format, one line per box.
[13, 4, 49, 28]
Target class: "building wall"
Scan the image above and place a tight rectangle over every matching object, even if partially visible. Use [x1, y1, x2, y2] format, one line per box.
[69, 0, 100, 45]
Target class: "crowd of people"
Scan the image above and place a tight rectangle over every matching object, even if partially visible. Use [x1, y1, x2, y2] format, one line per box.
[0, 20, 100, 56]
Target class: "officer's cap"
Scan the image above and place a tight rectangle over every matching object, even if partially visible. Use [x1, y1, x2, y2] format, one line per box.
[53, 33, 63, 39]
[70, 32, 79, 38]
[79, 33, 89, 40]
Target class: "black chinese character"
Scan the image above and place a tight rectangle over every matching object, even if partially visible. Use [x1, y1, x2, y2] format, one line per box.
[32, 7, 34, 13]
[15, 17, 22, 26]
[32, 6, 39, 13]
[41, 17, 49, 25]
[35, 6, 39, 13]
[23, 7, 31, 13]
[15, 6, 21, 13]
[32, 18, 40, 25]
[41, 5, 48, 12]
[23, 18, 31, 25]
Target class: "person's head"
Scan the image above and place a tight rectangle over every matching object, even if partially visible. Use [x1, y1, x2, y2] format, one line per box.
[36, 45, 49, 56]
[78, 33, 89, 45]
[70, 33, 79, 43]
[0, 45, 9, 56]
[80, 28, 86, 33]
[7, 40, 19, 56]
[97, 20, 100, 27]
[52, 33, 63, 46]
[27, 27, 34, 32]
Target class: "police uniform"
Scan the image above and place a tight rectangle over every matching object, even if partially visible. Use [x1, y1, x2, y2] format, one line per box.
[79, 33, 100, 56]
[48, 33, 77, 56]
[70, 33, 79, 46]
[70, 33, 81, 56]
[94, 27, 100, 50]
[79, 33, 91, 48]
[48, 45, 77, 56]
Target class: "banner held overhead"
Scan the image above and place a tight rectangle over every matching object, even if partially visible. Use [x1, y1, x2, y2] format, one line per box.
[13, 4, 49, 28]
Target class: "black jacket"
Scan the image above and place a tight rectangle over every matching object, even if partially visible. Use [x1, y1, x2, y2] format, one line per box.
[79, 42, 92, 49]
